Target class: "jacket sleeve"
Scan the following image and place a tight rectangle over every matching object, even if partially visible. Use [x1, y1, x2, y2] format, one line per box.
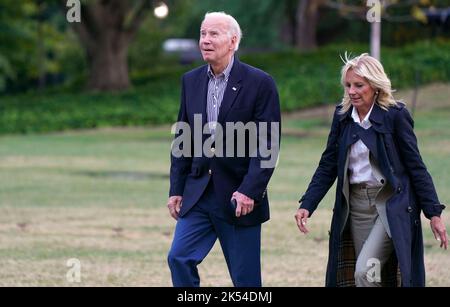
[237, 75, 281, 202]
[169, 75, 193, 197]
[394, 107, 445, 219]
[298, 108, 340, 216]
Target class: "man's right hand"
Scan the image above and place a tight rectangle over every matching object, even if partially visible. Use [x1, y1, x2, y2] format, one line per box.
[167, 196, 183, 220]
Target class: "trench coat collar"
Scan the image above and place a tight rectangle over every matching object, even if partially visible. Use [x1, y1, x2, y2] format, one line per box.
[339, 103, 390, 134]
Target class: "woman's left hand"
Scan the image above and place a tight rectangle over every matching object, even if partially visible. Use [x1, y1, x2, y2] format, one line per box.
[430, 216, 448, 249]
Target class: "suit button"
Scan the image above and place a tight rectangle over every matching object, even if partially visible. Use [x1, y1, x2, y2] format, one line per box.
[352, 134, 357, 139]
[407, 206, 413, 213]
[415, 219, 420, 226]
[208, 169, 212, 175]
[380, 179, 385, 184]
[397, 187, 402, 193]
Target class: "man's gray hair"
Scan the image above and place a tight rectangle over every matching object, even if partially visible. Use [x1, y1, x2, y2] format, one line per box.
[204, 12, 242, 51]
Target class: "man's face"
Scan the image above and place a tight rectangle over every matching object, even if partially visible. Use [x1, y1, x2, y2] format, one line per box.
[199, 16, 236, 65]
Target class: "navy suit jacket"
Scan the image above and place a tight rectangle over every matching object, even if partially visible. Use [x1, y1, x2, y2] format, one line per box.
[170, 57, 281, 226]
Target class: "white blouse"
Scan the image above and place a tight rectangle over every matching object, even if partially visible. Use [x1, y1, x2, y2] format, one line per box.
[348, 104, 381, 187]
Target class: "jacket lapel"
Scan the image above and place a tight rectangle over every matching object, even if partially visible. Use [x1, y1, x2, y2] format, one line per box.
[369, 103, 390, 134]
[218, 58, 243, 123]
[192, 67, 209, 129]
[339, 104, 389, 163]
[358, 126, 379, 162]
[369, 104, 398, 189]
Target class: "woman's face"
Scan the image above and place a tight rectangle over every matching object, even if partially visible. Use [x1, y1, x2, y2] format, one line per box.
[345, 69, 376, 111]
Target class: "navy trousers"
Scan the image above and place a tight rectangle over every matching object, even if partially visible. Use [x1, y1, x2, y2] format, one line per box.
[167, 182, 262, 287]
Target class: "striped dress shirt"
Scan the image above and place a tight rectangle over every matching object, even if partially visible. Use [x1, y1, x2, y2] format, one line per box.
[206, 56, 234, 135]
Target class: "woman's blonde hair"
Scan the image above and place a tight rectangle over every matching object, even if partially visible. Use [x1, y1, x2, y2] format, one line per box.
[339, 52, 399, 114]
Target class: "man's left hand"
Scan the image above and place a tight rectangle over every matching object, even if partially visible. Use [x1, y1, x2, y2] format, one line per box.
[232, 192, 255, 217]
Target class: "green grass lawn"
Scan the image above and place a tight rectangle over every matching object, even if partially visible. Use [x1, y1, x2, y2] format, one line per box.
[0, 84, 449, 286]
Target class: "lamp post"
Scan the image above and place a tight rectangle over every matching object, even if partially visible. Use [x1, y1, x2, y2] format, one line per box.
[367, 0, 383, 60]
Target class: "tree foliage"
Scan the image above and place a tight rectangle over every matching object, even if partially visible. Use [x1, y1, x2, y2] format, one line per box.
[0, 0, 448, 93]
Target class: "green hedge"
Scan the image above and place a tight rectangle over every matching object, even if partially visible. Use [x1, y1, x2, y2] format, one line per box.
[242, 39, 450, 111]
[1, 40, 449, 134]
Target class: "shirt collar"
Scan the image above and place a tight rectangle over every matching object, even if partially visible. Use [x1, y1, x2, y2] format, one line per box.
[207, 56, 234, 81]
[351, 103, 375, 126]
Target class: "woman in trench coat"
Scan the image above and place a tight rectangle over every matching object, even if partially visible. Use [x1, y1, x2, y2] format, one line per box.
[295, 53, 447, 287]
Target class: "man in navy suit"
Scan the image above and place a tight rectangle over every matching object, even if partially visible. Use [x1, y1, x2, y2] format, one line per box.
[167, 12, 281, 287]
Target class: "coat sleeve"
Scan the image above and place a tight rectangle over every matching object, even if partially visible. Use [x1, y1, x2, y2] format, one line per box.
[298, 108, 340, 216]
[237, 74, 281, 203]
[394, 107, 445, 219]
[169, 75, 193, 197]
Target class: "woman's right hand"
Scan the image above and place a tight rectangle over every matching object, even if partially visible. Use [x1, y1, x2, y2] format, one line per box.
[295, 208, 310, 234]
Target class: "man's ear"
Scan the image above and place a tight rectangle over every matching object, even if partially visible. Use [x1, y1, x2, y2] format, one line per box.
[230, 36, 237, 50]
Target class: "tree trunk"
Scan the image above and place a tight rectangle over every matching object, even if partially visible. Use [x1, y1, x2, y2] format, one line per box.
[64, 0, 152, 92]
[37, 1, 46, 90]
[37, 21, 46, 90]
[296, 0, 323, 51]
[280, 15, 296, 46]
[86, 35, 130, 91]
[280, 0, 298, 46]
